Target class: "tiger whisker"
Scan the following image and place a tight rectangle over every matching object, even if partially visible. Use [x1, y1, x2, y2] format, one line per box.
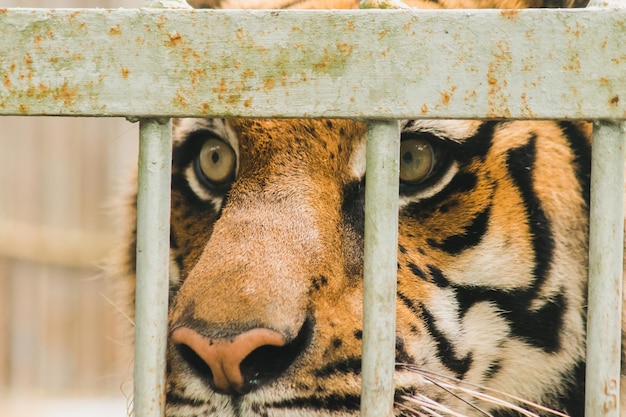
[398, 364, 569, 417]
[401, 393, 475, 417]
[100, 291, 135, 326]
[432, 382, 541, 417]
[395, 399, 431, 417]
[419, 374, 493, 417]
[398, 394, 443, 416]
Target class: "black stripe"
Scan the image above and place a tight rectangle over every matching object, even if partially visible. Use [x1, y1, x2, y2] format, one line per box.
[483, 358, 501, 379]
[560, 360, 585, 417]
[404, 172, 478, 220]
[269, 393, 360, 412]
[426, 205, 490, 254]
[454, 284, 566, 353]
[503, 292, 566, 353]
[313, 357, 361, 378]
[558, 122, 591, 208]
[398, 291, 423, 318]
[428, 265, 451, 289]
[421, 306, 472, 378]
[506, 135, 555, 293]
[165, 392, 207, 407]
[406, 262, 427, 280]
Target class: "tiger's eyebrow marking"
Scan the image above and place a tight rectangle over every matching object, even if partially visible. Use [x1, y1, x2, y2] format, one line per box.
[403, 120, 482, 143]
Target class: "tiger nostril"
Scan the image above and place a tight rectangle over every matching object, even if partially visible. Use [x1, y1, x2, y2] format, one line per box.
[176, 343, 215, 384]
[240, 320, 312, 390]
[171, 319, 312, 395]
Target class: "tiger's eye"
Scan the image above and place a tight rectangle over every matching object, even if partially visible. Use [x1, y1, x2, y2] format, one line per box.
[197, 138, 236, 186]
[399, 138, 436, 184]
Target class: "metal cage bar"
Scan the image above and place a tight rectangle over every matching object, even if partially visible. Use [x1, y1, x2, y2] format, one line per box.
[134, 118, 173, 417]
[361, 120, 401, 417]
[585, 120, 625, 417]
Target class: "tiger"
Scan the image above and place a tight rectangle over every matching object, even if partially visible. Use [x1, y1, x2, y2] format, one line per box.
[118, 0, 626, 415]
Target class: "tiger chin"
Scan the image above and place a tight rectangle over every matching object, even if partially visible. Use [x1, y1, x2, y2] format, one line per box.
[118, 0, 626, 416]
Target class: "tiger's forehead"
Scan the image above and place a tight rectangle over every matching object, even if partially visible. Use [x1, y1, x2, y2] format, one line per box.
[402, 120, 483, 142]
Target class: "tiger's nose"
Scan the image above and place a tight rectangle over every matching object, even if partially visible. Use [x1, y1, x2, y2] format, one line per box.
[171, 327, 287, 395]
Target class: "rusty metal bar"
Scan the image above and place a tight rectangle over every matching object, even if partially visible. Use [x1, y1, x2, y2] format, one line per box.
[585, 120, 625, 417]
[0, 8, 624, 120]
[134, 118, 172, 417]
[361, 120, 400, 417]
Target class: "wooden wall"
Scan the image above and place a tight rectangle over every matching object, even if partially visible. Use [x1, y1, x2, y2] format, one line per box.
[0, 0, 144, 399]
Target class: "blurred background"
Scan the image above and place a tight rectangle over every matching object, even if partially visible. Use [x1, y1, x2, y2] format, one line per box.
[0, 0, 144, 415]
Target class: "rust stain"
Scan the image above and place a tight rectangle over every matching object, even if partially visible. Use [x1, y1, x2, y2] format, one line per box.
[486, 40, 512, 117]
[421, 104, 428, 114]
[235, 28, 244, 41]
[3, 72, 10, 89]
[336, 43, 353, 55]
[378, 29, 390, 40]
[244, 98, 252, 108]
[26, 83, 51, 99]
[201, 102, 210, 113]
[33, 35, 44, 51]
[157, 15, 167, 30]
[440, 86, 457, 106]
[500, 9, 519, 19]
[182, 48, 201, 62]
[609, 96, 619, 106]
[189, 68, 206, 85]
[18, 104, 28, 114]
[563, 52, 581, 72]
[346, 21, 355, 31]
[264, 77, 276, 91]
[121, 67, 130, 79]
[166, 32, 183, 47]
[213, 78, 227, 99]
[464, 90, 478, 103]
[53, 82, 78, 106]
[109, 24, 122, 36]
[599, 77, 609, 86]
[241, 68, 255, 78]
[38, 83, 50, 96]
[174, 92, 188, 108]
[520, 93, 536, 118]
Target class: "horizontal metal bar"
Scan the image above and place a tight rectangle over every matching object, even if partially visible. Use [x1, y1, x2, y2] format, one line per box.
[134, 118, 172, 417]
[361, 120, 400, 417]
[585, 120, 625, 417]
[0, 8, 624, 119]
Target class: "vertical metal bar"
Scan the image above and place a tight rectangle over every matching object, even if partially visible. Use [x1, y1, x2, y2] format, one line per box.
[585, 120, 625, 417]
[134, 118, 172, 417]
[361, 120, 400, 417]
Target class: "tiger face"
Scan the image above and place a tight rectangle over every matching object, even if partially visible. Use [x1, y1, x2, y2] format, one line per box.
[119, 1, 609, 416]
[134, 116, 591, 417]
